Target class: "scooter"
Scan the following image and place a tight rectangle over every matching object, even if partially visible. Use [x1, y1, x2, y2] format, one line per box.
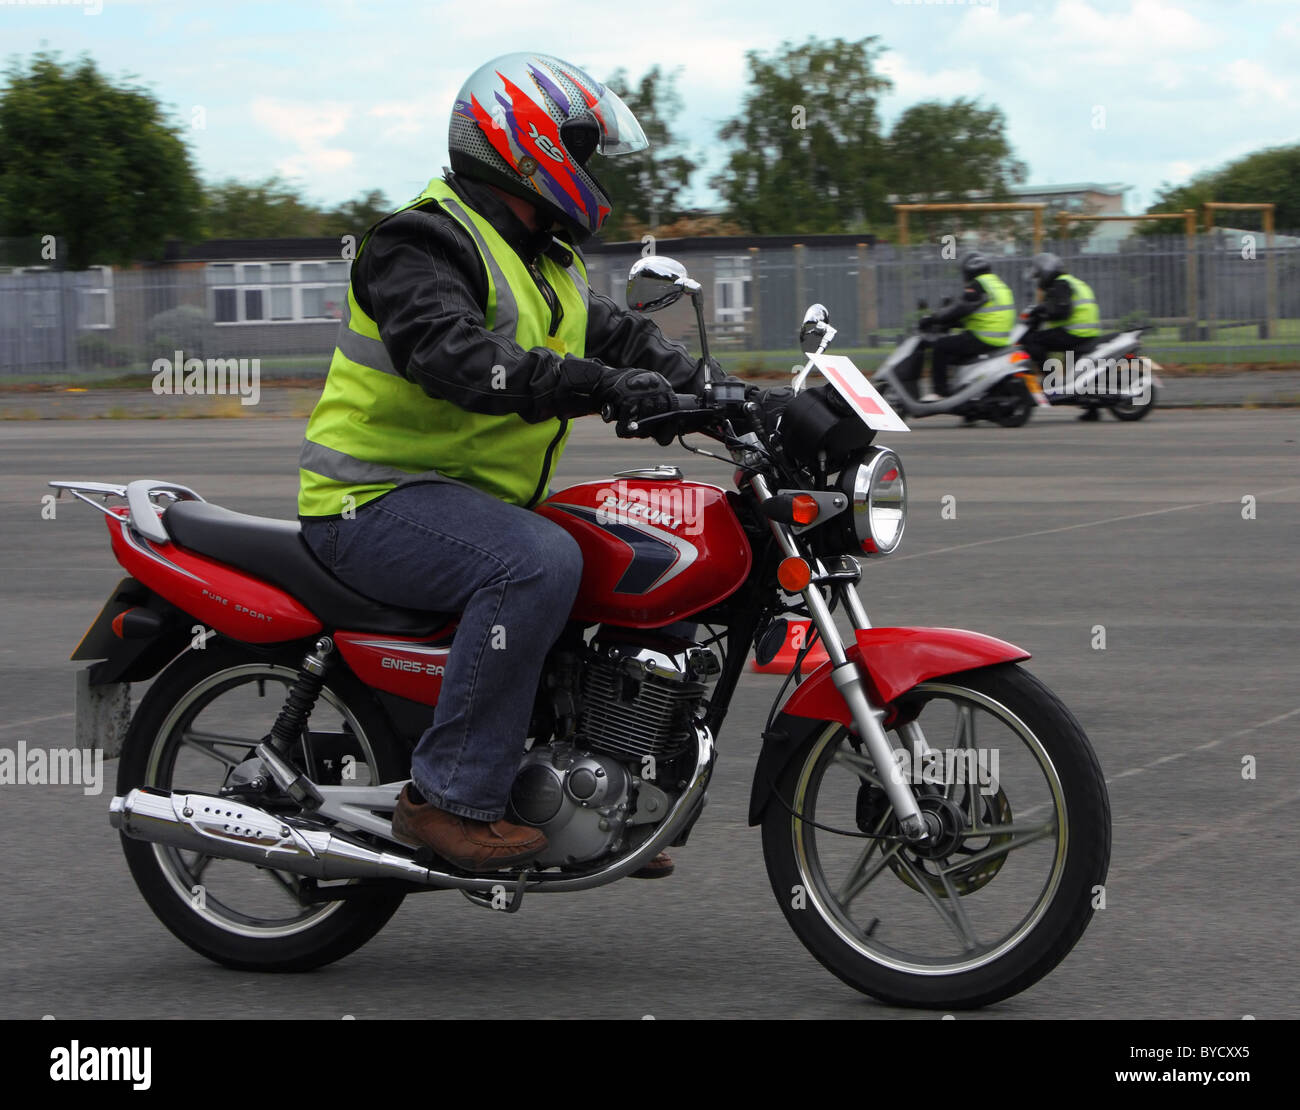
[1024, 313, 1162, 421]
[869, 306, 1047, 428]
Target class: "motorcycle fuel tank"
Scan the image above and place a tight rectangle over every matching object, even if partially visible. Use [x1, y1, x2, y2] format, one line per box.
[537, 477, 751, 627]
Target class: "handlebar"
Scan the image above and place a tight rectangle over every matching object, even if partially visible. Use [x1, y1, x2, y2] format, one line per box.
[599, 392, 701, 426]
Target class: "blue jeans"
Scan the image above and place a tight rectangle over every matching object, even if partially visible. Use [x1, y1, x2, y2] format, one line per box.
[301, 482, 583, 821]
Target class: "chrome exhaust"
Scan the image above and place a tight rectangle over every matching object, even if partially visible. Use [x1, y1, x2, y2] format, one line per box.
[110, 787, 439, 884]
[110, 721, 714, 896]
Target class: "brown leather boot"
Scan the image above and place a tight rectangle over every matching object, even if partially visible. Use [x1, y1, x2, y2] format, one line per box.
[391, 785, 547, 871]
[631, 851, 675, 879]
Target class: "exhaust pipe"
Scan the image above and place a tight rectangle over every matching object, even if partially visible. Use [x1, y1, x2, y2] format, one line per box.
[110, 787, 437, 884]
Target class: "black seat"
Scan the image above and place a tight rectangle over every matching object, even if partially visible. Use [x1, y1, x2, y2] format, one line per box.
[163, 501, 449, 636]
[1073, 333, 1119, 356]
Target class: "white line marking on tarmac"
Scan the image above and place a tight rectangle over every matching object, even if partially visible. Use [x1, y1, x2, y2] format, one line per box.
[0, 712, 74, 734]
[892, 484, 1300, 562]
[1104, 706, 1297, 786]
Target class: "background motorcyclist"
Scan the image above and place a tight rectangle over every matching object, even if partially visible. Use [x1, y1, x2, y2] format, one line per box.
[903, 251, 1016, 400]
[1020, 253, 1101, 365]
[1020, 252, 1103, 419]
[297, 53, 704, 876]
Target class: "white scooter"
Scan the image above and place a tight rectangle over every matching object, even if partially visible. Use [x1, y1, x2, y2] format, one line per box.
[870, 308, 1047, 428]
[1025, 314, 1162, 421]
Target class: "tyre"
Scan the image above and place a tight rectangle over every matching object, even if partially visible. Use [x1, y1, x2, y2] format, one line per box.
[761, 663, 1110, 1009]
[1110, 386, 1156, 421]
[988, 379, 1034, 427]
[116, 642, 409, 971]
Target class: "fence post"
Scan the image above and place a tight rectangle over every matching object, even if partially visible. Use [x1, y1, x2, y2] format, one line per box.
[1265, 205, 1277, 339]
[748, 247, 761, 352]
[792, 244, 806, 327]
[857, 243, 877, 347]
[1183, 210, 1197, 340]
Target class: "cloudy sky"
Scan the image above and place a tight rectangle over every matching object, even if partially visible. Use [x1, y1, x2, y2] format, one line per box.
[6, 0, 1298, 215]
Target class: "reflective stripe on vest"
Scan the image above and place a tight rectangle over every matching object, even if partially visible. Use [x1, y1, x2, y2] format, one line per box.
[1062, 274, 1100, 337]
[964, 272, 1016, 345]
[297, 178, 589, 517]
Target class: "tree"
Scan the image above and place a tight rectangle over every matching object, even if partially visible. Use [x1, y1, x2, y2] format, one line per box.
[1145, 143, 1300, 231]
[202, 180, 394, 241]
[712, 37, 893, 234]
[0, 51, 201, 269]
[596, 67, 697, 242]
[886, 98, 1026, 203]
[201, 176, 328, 239]
[884, 98, 1027, 244]
[324, 189, 392, 239]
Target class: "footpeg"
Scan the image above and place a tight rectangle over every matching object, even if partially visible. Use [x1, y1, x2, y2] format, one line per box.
[460, 869, 531, 913]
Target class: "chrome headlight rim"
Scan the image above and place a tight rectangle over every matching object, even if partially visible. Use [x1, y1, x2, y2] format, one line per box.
[845, 446, 906, 557]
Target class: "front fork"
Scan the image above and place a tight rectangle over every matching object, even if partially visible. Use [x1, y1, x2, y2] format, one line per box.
[752, 475, 930, 842]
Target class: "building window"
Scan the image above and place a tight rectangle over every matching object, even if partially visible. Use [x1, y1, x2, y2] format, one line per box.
[714, 256, 752, 326]
[76, 265, 114, 329]
[208, 261, 347, 324]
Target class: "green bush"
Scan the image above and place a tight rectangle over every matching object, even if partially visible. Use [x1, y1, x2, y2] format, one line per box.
[75, 333, 138, 368]
[146, 305, 215, 360]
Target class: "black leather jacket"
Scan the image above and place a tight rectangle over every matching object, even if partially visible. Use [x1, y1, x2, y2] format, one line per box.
[351, 173, 700, 423]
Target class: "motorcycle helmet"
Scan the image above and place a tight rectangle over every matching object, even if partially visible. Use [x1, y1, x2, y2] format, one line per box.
[448, 53, 648, 240]
[1028, 252, 1064, 290]
[959, 250, 990, 281]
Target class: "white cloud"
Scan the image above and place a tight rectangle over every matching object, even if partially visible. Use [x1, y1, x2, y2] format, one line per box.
[250, 98, 356, 182]
[1221, 58, 1296, 107]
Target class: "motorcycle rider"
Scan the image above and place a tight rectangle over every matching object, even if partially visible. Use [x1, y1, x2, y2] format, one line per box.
[904, 251, 1016, 400]
[1020, 252, 1103, 419]
[296, 54, 704, 876]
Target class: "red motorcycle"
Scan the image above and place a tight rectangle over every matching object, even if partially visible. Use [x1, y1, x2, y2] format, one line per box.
[56, 258, 1110, 1009]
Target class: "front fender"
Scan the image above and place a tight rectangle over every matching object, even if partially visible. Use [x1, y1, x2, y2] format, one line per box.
[784, 627, 1029, 724]
[748, 627, 1030, 825]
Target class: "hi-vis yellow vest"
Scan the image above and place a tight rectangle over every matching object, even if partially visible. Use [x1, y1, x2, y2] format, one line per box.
[1061, 274, 1100, 338]
[298, 178, 589, 517]
[964, 272, 1016, 346]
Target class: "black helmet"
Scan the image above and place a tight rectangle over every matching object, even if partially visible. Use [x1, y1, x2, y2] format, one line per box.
[1028, 252, 1064, 290]
[959, 250, 990, 281]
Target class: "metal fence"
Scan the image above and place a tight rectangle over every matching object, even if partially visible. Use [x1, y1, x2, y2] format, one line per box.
[4, 231, 1299, 381]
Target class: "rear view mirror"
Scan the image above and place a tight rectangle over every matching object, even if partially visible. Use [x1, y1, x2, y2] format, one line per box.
[799, 303, 830, 353]
[627, 256, 692, 312]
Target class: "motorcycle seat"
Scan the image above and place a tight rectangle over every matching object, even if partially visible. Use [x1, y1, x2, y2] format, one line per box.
[1072, 334, 1121, 356]
[162, 501, 450, 636]
[964, 345, 1013, 364]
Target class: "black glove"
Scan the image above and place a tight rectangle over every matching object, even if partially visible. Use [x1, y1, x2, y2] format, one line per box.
[1025, 304, 1046, 325]
[594, 368, 679, 445]
[918, 314, 937, 330]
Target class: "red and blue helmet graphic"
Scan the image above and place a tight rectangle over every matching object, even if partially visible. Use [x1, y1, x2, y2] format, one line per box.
[449, 53, 647, 236]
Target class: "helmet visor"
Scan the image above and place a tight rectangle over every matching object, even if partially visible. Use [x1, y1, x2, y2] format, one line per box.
[588, 81, 648, 156]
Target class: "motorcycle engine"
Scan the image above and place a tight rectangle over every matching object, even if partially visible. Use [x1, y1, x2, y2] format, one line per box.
[506, 636, 719, 869]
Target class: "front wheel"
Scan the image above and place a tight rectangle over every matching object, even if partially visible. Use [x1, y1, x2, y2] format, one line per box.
[1110, 385, 1157, 421]
[761, 663, 1110, 1009]
[116, 642, 410, 972]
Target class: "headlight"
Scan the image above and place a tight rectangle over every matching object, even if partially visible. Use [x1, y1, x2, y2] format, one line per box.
[841, 446, 906, 556]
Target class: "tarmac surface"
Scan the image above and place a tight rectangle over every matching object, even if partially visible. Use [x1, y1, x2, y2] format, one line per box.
[0, 405, 1297, 1019]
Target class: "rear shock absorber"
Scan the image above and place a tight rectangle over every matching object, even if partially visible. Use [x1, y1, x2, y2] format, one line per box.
[257, 637, 334, 808]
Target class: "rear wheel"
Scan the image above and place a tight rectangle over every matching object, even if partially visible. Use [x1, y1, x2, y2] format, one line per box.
[762, 663, 1110, 1008]
[117, 642, 410, 971]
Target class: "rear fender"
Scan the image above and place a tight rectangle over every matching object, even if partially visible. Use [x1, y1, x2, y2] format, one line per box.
[73, 576, 196, 685]
[748, 627, 1030, 825]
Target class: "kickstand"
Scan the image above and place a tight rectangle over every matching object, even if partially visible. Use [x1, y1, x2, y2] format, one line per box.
[460, 869, 532, 913]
